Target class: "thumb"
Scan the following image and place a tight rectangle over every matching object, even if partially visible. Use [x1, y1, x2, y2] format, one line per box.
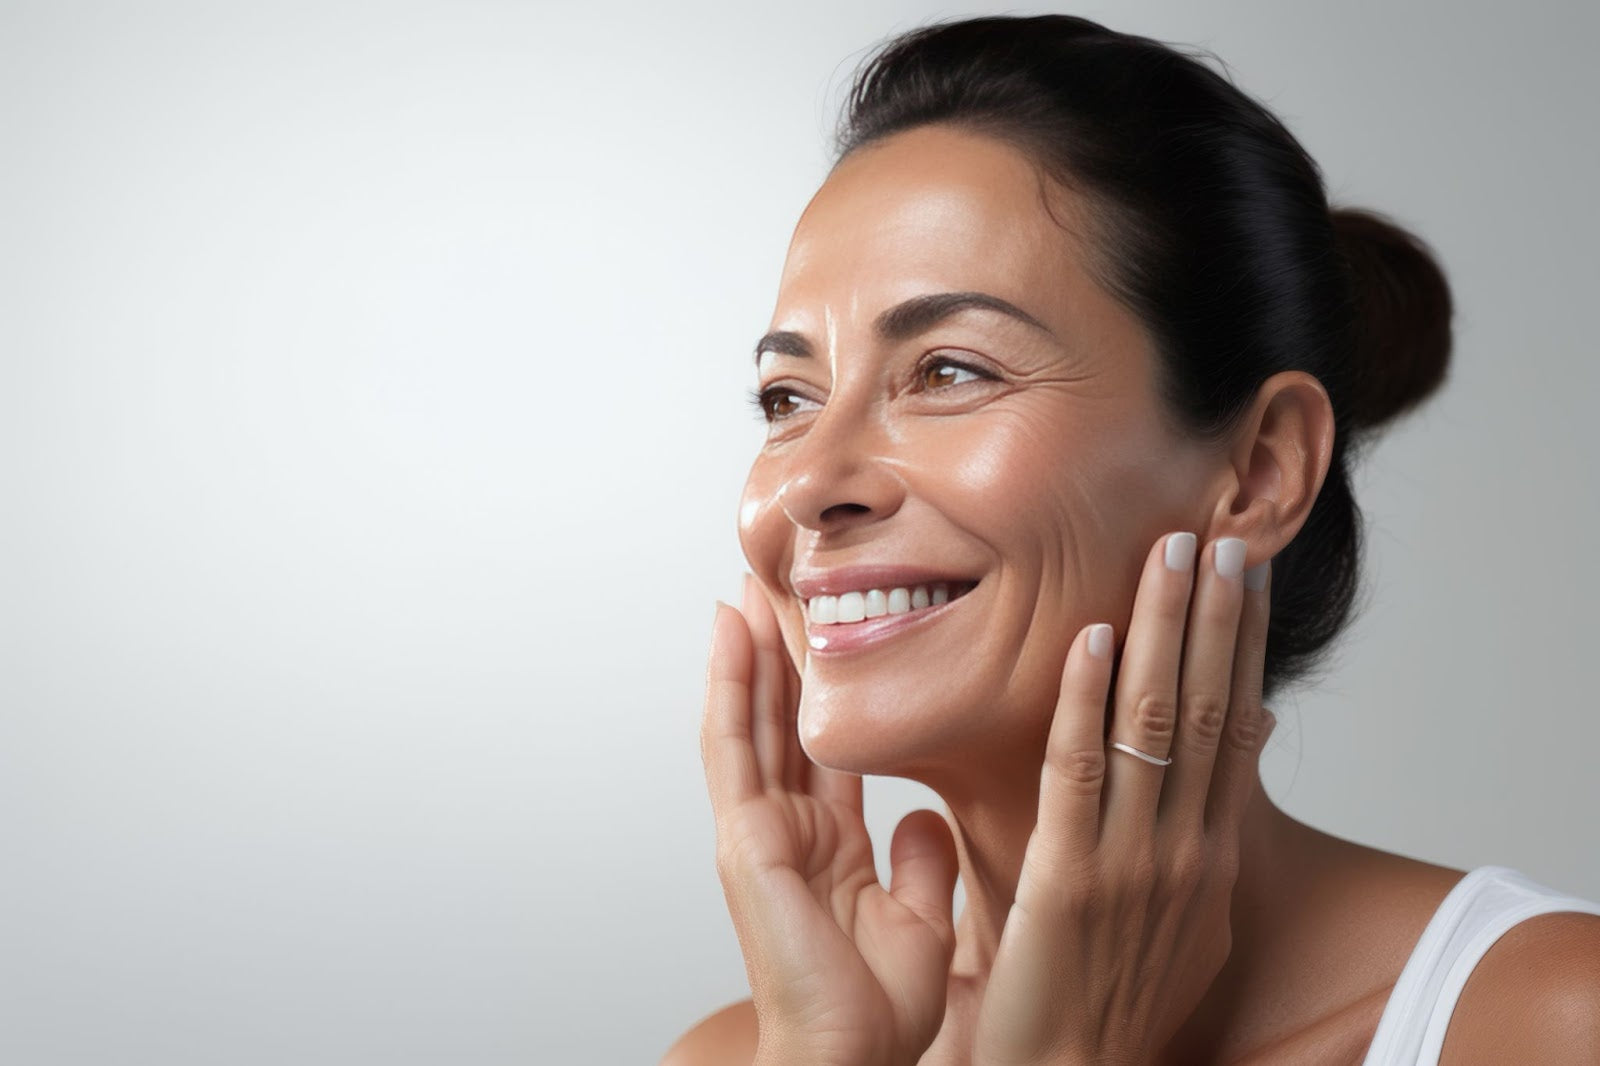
[888, 808, 959, 948]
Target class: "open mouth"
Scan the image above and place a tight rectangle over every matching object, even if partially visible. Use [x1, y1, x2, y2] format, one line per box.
[803, 579, 980, 653]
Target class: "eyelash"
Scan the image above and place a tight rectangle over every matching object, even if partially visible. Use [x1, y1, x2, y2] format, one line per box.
[747, 355, 997, 424]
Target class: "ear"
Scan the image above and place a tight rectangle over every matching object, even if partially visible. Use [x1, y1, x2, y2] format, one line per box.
[1203, 370, 1335, 559]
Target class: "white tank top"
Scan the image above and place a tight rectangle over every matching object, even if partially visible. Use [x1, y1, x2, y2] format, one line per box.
[1360, 863, 1600, 1064]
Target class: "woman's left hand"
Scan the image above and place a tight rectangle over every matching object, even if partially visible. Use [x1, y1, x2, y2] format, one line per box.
[971, 532, 1277, 1066]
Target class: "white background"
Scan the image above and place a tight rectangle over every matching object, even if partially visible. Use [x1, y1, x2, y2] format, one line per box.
[2, 1, 1596, 1062]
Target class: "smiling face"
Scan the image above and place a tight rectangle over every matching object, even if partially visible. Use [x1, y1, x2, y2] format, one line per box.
[738, 123, 1221, 781]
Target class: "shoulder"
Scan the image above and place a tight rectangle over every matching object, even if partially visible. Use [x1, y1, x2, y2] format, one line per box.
[659, 998, 758, 1066]
[1439, 909, 1600, 1065]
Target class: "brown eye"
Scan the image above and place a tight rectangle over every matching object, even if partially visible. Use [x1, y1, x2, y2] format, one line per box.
[747, 386, 814, 423]
[765, 391, 801, 419]
[920, 356, 989, 390]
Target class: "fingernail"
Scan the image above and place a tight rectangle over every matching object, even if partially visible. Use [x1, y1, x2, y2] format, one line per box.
[1164, 531, 1197, 571]
[1244, 558, 1271, 592]
[1214, 537, 1247, 580]
[1088, 623, 1113, 659]
[740, 572, 758, 616]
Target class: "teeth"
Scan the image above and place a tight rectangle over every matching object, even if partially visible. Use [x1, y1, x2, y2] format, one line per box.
[809, 595, 838, 624]
[806, 582, 971, 625]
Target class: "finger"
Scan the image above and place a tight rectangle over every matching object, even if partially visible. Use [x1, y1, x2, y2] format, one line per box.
[1208, 556, 1275, 832]
[778, 640, 808, 794]
[747, 577, 844, 802]
[741, 573, 789, 790]
[887, 809, 959, 950]
[1157, 537, 1247, 831]
[809, 760, 864, 816]
[801, 633, 864, 814]
[700, 601, 762, 813]
[1102, 531, 1196, 836]
[1026, 622, 1116, 885]
[773, 607, 863, 814]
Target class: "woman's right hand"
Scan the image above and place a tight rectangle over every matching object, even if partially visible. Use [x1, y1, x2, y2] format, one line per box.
[700, 575, 961, 1066]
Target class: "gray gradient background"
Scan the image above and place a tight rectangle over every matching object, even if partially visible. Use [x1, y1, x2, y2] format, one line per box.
[2, 1, 1596, 1063]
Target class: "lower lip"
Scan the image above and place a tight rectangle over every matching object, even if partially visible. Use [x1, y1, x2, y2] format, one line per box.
[805, 585, 977, 655]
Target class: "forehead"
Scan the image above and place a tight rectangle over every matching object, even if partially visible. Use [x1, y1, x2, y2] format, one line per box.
[774, 124, 1093, 327]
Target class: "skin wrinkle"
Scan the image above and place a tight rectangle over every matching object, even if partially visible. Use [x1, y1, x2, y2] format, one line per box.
[741, 118, 1204, 959]
[734, 123, 1366, 1063]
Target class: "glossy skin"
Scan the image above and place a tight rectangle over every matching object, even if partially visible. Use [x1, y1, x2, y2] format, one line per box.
[739, 121, 1329, 985]
[703, 529, 1276, 1065]
[691, 122, 1514, 1065]
[738, 126, 1230, 789]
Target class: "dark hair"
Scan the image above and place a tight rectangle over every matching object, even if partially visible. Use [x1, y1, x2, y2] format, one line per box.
[831, 14, 1453, 703]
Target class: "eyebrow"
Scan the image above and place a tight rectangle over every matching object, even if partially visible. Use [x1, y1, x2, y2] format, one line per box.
[751, 290, 1056, 365]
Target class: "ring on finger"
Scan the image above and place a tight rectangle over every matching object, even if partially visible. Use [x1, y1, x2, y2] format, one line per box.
[1108, 740, 1173, 766]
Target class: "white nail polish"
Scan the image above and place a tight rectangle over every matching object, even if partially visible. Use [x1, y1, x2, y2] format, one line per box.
[1088, 623, 1113, 659]
[1215, 538, 1247, 579]
[1244, 558, 1271, 591]
[1164, 531, 1197, 571]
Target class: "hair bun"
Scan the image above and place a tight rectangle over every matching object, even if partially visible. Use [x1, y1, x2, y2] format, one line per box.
[1330, 206, 1454, 433]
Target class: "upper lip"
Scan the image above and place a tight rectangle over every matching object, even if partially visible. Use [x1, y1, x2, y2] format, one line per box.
[789, 565, 980, 600]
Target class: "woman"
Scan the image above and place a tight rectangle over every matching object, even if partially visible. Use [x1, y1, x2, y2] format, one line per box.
[667, 15, 1600, 1065]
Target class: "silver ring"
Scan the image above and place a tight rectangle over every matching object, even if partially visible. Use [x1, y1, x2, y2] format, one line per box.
[1109, 740, 1172, 767]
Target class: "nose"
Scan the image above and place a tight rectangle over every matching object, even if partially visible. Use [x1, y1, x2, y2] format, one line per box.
[773, 403, 906, 535]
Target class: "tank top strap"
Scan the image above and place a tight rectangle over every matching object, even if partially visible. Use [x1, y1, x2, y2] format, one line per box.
[1361, 864, 1600, 1065]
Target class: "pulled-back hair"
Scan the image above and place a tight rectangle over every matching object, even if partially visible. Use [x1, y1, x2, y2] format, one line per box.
[831, 14, 1453, 702]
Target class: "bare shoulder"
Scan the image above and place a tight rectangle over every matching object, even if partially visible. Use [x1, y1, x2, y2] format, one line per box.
[1439, 909, 1600, 1065]
[659, 998, 758, 1066]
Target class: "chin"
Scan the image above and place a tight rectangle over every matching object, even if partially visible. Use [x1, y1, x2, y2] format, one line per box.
[795, 680, 977, 778]
[795, 655, 1071, 787]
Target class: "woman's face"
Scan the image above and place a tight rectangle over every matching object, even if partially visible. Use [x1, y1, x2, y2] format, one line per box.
[738, 124, 1221, 779]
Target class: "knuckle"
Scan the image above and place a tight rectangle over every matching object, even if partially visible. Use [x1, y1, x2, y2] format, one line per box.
[1131, 692, 1177, 741]
[1165, 842, 1207, 887]
[1226, 707, 1272, 754]
[713, 822, 762, 878]
[1181, 691, 1229, 745]
[1065, 863, 1104, 906]
[1044, 742, 1107, 791]
[1026, 832, 1082, 882]
[713, 843, 753, 887]
[1212, 838, 1242, 881]
[1124, 846, 1160, 892]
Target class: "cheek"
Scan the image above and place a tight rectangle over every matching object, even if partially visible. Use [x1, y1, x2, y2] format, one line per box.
[901, 403, 1184, 610]
[902, 407, 1135, 545]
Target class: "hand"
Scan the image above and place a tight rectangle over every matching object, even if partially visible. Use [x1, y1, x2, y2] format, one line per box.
[971, 532, 1276, 1066]
[701, 575, 961, 1066]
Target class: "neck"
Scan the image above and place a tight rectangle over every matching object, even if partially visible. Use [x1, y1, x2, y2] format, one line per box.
[937, 760, 1303, 981]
